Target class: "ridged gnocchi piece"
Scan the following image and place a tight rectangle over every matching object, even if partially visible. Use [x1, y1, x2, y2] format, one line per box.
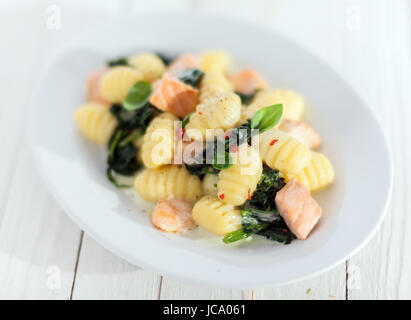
[129, 52, 166, 83]
[199, 71, 233, 103]
[202, 174, 219, 195]
[75, 102, 117, 145]
[259, 128, 312, 177]
[100, 66, 143, 103]
[243, 89, 305, 121]
[217, 146, 263, 206]
[192, 195, 241, 236]
[291, 152, 335, 191]
[199, 51, 231, 73]
[135, 166, 203, 203]
[141, 113, 178, 168]
[186, 92, 241, 139]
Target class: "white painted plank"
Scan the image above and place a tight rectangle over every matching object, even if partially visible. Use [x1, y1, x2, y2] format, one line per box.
[0, 6, 83, 300]
[254, 263, 346, 300]
[71, 234, 161, 300]
[160, 278, 252, 300]
[0, 147, 82, 299]
[344, 0, 411, 299]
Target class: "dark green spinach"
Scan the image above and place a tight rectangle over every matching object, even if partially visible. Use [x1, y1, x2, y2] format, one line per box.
[235, 90, 258, 105]
[182, 112, 192, 129]
[107, 57, 129, 67]
[178, 69, 205, 88]
[156, 52, 174, 66]
[245, 165, 286, 211]
[106, 103, 161, 187]
[106, 128, 142, 187]
[110, 103, 160, 132]
[223, 166, 295, 244]
[212, 151, 233, 171]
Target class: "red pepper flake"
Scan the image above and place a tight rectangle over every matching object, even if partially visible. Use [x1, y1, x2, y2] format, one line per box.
[176, 128, 184, 138]
[269, 139, 279, 146]
[198, 111, 203, 115]
[247, 189, 252, 200]
[282, 228, 288, 234]
[229, 144, 237, 153]
[224, 131, 231, 139]
[219, 193, 225, 200]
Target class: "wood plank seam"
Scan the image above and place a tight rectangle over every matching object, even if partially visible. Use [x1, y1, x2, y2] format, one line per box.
[345, 260, 348, 300]
[157, 276, 163, 300]
[69, 231, 84, 300]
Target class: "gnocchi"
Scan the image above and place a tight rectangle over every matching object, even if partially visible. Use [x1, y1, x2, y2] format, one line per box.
[74, 50, 335, 245]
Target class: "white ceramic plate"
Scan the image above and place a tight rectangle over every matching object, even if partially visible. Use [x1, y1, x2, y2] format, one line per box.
[29, 13, 393, 288]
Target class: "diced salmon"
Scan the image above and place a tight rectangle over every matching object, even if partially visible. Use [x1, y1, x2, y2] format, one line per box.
[152, 198, 197, 233]
[278, 118, 322, 149]
[86, 67, 111, 105]
[275, 178, 322, 240]
[149, 74, 198, 118]
[166, 53, 200, 77]
[229, 68, 268, 95]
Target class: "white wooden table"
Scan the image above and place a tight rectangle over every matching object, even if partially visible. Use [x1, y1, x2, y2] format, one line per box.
[1, 0, 410, 299]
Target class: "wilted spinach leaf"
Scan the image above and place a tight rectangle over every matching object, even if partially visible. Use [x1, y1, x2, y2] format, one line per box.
[110, 103, 160, 132]
[222, 229, 253, 243]
[178, 69, 204, 88]
[235, 90, 258, 105]
[107, 57, 129, 67]
[212, 151, 233, 171]
[245, 165, 286, 211]
[182, 112, 192, 129]
[156, 52, 175, 66]
[258, 226, 295, 244]
[228, 120, 257, 146]
[184, 144, 219, 178]
[223, 166, 295, 244]
[106, 128, 141, 187]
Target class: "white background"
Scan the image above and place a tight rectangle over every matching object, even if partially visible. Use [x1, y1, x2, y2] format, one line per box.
[0, 0, 410, 299]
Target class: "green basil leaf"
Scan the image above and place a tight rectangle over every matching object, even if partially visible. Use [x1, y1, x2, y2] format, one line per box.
[107, 57, 129, 67]
[123, 81, 152, 111]
[250, 104, 283, 133]
[178, 69, 204, 88]
[212, 151, 233, 171]
[182, 112, 192, 129]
